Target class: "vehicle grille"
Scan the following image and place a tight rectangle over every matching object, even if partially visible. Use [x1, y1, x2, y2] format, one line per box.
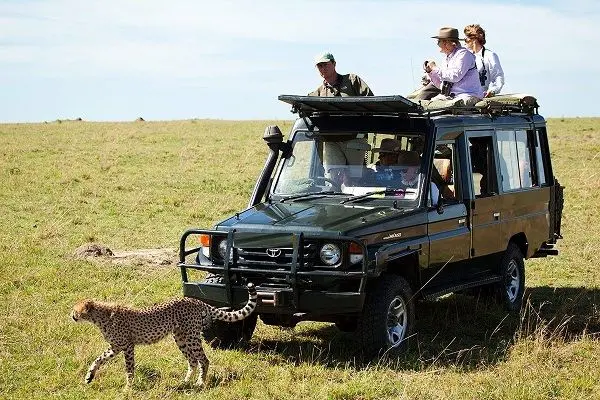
[237, 242, 318, 270]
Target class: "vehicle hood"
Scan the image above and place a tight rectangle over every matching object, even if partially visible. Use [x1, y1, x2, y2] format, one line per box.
[215, 200, 412, 235]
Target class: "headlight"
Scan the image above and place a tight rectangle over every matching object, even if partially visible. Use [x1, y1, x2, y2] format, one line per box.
[217, 238, 228, 260]
[320, 243, 341, 266]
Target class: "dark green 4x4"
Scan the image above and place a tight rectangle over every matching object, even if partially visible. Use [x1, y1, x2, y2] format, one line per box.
[178, 95, 564, 356]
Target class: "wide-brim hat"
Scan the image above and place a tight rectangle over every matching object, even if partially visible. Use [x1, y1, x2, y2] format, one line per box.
[373, 138, 401, 153]
[397, 150, 421, 166]
[431, 27, 462, 41]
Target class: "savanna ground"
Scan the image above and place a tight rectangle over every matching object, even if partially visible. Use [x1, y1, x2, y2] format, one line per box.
[0, 117, 599, 399]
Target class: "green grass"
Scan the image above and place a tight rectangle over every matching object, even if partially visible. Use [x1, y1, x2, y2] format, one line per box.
[1, 118, 599, 399]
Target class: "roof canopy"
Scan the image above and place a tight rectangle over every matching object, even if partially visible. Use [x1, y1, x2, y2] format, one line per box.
[279, 94, 539, 117]
[278, 95, 421, 115]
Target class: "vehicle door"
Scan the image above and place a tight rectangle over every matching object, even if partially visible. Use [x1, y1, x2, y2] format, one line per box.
[464, 130, 504, 264]
[425, 137, 471, 287]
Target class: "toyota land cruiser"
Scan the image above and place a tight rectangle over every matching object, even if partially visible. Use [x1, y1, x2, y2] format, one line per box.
[178, 94, 564, 356]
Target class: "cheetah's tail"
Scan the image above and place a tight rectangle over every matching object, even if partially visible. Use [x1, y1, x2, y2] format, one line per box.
[211, 282, 257, 322]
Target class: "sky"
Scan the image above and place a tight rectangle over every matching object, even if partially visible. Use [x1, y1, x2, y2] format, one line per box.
[1, 0, 599, 122]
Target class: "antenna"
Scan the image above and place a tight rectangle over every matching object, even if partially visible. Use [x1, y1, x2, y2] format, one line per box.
[410, 57, 415, 87]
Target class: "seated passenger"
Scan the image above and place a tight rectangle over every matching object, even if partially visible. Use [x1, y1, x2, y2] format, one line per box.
[424, 27, 484, 106]
[463, 24, 505, 98]
[369, 138, 402, 183]
[397, 150, 421, 190]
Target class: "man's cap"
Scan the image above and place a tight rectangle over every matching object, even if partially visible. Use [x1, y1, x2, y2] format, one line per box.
[314, 52, 335, 65]
[373, 138, 401, 154]
[431, 27, 462, 41]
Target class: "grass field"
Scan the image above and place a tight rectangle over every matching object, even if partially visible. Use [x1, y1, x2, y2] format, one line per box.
[1, 117, 599, 399]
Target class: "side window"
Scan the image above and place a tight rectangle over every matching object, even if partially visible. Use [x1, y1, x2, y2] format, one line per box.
[497, 129, 535, 191]
[534, 129, 547, 186]
[431, 142, 458, 205]
[515, 130, 534, 188]
[468, 136, 498, 197]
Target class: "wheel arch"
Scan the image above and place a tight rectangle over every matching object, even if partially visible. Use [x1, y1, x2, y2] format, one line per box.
[381, 252, 420, 293]
[509, 232, 528, 259]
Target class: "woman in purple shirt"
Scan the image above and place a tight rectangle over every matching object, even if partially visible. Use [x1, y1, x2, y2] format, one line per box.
[424, 27, 484, 106]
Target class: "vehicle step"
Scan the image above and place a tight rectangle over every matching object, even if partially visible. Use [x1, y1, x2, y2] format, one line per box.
[422, 275, 502, 301]
[532, 243, 560, 257]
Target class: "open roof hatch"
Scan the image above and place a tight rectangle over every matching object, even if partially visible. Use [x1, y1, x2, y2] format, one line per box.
[278, 95, 422, 116]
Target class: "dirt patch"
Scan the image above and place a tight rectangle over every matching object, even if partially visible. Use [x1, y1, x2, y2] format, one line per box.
[73, 243, 114, 258]
[73, 243, 177, 267]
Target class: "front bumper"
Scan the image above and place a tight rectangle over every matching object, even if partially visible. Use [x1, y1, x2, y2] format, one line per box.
[183, 281, 365, 314]
[178, 229, 369, 314]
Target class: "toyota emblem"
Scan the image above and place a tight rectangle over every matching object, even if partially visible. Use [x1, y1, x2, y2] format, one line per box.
[266, 248, 281, 258]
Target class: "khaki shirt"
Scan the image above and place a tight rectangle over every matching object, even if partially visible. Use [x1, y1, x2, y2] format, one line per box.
[309, 73, 374, 97]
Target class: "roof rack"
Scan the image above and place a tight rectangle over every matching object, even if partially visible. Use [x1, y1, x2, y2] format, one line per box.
[278, 95, 422, 117]
[279, 94, 539, 117]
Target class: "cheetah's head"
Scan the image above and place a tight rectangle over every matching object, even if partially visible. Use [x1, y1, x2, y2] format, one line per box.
[71, 299, 96, 322]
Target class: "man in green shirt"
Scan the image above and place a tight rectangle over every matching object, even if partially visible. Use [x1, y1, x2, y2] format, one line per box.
[309, 52, 374, 97]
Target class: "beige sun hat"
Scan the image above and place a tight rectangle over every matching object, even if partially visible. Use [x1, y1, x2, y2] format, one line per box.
[431, 27, 462, 40]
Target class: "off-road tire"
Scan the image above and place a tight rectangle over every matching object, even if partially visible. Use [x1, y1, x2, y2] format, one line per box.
[355, 275, 415, 358]
[201, 274, 257, 349]
[203, 313, 258, 349]
[335, 317, 358, 333]
[496, 243, 525, 312]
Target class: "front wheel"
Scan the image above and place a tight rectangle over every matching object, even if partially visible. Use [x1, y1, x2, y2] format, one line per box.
[203, 313, 258, 349]
[355, 275, 415, 358]
[200, 274, 257, 349]
[496, 243, 525, 312]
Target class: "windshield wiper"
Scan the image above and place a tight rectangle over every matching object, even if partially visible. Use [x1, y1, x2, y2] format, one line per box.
[279, 191, 346, 203]
[340, 188, 417, 204]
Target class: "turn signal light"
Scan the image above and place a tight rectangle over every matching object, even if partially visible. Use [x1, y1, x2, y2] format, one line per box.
[198, 234, 211, 247]
[349, 242, 363, 254]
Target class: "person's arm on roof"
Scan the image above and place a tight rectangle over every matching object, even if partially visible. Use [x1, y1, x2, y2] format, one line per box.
[485, 51, 504, 95]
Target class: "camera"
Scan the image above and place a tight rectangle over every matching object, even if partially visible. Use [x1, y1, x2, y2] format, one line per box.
[479, 68, 487, 86]
[440, 81, 454, 96]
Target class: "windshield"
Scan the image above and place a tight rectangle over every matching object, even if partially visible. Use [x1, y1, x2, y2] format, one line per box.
[271, 131, 427, 204]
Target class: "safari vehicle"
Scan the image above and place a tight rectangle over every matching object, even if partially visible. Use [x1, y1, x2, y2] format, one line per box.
[178, 94, 564, 356]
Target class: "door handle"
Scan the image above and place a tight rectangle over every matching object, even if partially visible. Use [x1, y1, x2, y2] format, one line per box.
[458, 218, 466, 225]
[493, 212, 500, 220]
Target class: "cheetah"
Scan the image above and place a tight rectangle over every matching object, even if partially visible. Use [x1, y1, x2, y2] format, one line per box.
[71, 282, 257, 388]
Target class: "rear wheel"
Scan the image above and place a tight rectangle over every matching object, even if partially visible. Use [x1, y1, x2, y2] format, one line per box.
[355, 275, 415, 358]
[496, 243, 525, 312]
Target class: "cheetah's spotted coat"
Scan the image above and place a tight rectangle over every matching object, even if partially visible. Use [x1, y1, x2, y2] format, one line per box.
[71, 282, 257, 387]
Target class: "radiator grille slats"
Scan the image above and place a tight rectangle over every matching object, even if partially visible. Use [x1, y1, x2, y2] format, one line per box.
[236, 243, 317, 270]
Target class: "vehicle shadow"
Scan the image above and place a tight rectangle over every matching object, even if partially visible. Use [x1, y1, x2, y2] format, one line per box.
[247, 286, 600, 371]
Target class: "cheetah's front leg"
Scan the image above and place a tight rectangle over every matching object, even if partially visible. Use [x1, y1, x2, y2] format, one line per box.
[86, 347, 117, 383]
[123, 345, 135, 387]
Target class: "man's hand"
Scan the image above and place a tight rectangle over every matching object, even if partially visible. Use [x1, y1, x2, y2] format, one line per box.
[424, 60, 437, 74]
